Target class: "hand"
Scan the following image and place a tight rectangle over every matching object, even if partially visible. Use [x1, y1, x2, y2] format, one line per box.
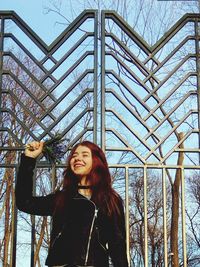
[25, 141, 44, 158]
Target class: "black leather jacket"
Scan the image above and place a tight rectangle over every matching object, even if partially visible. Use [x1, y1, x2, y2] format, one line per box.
[15, 154, 129, 267]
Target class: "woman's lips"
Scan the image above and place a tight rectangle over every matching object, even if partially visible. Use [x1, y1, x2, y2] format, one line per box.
[74, 163, 85, 168]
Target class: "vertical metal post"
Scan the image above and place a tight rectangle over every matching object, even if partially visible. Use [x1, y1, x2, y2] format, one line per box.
[50, 164, 56, 237]
[93, 10, 98, 144]
[30, 214, 35, 267]
[31, 169, 37, 267]
[181, 167, 187, 267]
[143, 166, 148, 267]
[100, 11, 106, 151]
[0, 15, 4, 123]
[11, 165, 19, 267]
[125, 167, 130, 266]
[162, 168, 168, 267]
[0, 16, 17, 267]
[11, 203, 18, 267]
[195, 19, 200, 165]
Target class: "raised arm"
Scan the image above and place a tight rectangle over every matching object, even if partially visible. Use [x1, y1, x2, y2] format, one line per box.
[15, 141, 55, 216]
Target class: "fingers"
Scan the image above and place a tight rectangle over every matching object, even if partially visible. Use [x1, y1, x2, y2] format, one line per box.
[26, 141, 43, 151]
[25, 141, 44, 158]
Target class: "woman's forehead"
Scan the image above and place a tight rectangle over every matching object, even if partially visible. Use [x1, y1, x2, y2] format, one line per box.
[73, 145, 91, 153]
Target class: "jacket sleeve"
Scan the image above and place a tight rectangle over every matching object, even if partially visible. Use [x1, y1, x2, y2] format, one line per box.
[108, 197, 129, 267]
[15, 153, 56, 216]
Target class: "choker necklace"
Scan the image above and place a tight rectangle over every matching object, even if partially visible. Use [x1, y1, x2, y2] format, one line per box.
[78, 185, 92, 189]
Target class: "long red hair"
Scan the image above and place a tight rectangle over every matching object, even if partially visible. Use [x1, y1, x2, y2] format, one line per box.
[60, 141, 122, 216]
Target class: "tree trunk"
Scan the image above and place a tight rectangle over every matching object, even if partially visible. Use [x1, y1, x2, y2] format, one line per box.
[34, 217, 47, 266]
[170, 132, 184, 267]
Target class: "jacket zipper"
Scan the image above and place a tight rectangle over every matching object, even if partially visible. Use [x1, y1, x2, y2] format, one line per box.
[51, 222, 66, 249]
[51, 231, 62, 248]
[96, 226, 108, 252]
[85, 206, 98, 265]
[74, 196, 98, 266]
[52, 195, 98, 265]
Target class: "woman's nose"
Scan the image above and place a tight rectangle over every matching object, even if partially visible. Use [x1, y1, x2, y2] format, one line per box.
[74, 155, 81, 161]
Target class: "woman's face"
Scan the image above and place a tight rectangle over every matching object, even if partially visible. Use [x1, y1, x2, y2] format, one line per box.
[70, 145, 93, 179]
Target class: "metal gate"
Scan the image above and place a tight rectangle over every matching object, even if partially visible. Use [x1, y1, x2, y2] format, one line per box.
[0, 9, 200, 267]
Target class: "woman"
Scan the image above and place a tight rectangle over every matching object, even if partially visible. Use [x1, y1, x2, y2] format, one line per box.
[15, 140, 129, 267]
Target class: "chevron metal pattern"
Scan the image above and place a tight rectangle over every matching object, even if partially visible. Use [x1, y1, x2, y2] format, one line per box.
[0, 10, 98, 161]
[101, 11, 200, 166]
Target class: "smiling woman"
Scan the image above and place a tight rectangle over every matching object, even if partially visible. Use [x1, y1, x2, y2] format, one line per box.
[15, 140, 128, 267]
[70, 146, 93, 180]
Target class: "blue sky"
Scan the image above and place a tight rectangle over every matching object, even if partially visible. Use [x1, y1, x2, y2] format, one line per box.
[0, 0, 66, 44]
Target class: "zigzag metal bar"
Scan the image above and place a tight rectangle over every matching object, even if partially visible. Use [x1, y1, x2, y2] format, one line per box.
[102, 11, 200, 64]
[1, 107, 50, 138]
[143, 73, 197, 122]
[105, 76, 198, 150]
[105, 32, 160, 84]
[5, 49, 94, 109]
[161, 129, 200, 163]
[144, 110, 198, 161]
[61, 127, 94, 149]
[143, 36, 196, 83]
[106, 50, 196, 109]
[106, 108, 162, 161]
[40, 70, 94, 120]
[105, 89, 160, 132]
[4, 31, 95, 106]
[105, 76, 161, 123]
[3, 52, 57, 104]
[2, 70, 55, 122]
[0, 10, 97, 53]
[4, 33, 57, 82]
[102, 10, 200, 165]
[48, 50, 94, 89]
[2, 95, 56, 132]
[40, 32, 94, 83]
[102, 10, 151, 54]
[1, 10, 98, 149]
[0, 127, 25, 146]
[146, 13, 200, 58]
[106, 128, 147, 164]
[106, 50, 156, 96]
[39, 93, 94, 138]
[39, 60, 95, 120]
[40, 108, 94, 140]
[106, 70, 161, 121]
[1, 9, 200, 267]
[143, 54, 196, 102]
[144, 96, 196, 142]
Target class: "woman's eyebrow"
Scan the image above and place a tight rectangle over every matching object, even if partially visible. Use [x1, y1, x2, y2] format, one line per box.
[82, 151, 90, 154]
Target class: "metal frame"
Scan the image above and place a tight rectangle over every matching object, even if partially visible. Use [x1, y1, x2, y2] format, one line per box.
[101, 11, 200, 267]
[0, 9, 200, 267]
